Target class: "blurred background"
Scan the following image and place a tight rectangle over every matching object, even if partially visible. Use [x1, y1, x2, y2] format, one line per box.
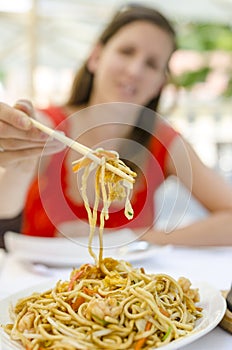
[0, 0, 231, 176]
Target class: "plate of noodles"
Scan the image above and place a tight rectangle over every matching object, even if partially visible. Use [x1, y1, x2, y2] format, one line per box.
[0, 267, 226, 350]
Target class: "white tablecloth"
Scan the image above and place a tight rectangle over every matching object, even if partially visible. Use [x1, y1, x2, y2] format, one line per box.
[0, 245, 231, 349]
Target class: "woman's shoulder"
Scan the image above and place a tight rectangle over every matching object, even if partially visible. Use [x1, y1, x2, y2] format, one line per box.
[151, 117, 180, 149]
[147, 117, 180, 171]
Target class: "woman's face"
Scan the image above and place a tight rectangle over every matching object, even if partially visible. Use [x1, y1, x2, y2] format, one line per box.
[88, 20, 174, 106]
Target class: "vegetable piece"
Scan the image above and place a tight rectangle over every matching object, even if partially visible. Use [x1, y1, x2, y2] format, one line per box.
[134, 321, 152, 350]
[158, 307, 170, 317]
[72, 157, 92, 172]
[70, 296, 86, 311]
[83, 286, 95, 296]
[68, 270, 84, 291]
[92, 313, 109, 326]
[162, 326, 172, 341]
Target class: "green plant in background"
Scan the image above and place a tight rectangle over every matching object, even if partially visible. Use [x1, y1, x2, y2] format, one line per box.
[171, 22, 232, 96]
[223, 77, 232, 97]
[178, 23, 232, 51]
[0, 70, 5, 82]
[171, 66, 212, 89]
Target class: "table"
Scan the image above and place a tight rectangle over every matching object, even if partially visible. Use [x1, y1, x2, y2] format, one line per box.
[0, 245, 231, 349]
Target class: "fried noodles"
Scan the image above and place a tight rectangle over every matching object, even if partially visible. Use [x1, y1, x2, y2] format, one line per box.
[3, 149, 203, 350]
[72, 149, 137, 267]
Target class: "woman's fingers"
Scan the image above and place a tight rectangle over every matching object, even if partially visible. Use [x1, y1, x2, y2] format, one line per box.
[0, 100, 52, 142]
[0, 122, 49, 141]
[0, 101, 66, 167]
[14, 99, 35, 119]
[0, 102, 32, 130]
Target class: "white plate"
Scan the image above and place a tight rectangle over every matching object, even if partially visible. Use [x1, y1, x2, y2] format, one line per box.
[4, 230, 170, 267]
[0, 280, 226, 350]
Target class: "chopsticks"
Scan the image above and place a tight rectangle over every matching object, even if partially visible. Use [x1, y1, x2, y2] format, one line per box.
[30, 118, 135, 183]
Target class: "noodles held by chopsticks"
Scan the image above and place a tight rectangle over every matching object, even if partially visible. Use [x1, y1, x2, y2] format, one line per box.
[72, 149, 137, 266]
[3, 148, 203, 350]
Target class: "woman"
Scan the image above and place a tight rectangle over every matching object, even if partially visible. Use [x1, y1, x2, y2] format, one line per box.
[0, 4, 232, 246]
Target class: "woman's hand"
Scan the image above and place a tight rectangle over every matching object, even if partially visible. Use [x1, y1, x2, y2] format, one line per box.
[0, 100, 65, 168]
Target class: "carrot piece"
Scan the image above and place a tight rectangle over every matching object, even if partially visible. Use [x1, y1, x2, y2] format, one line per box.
[72, 158, 92, 172]
[71, 296, 86, 311]
[72, 163, 81, 172]
[159, 307, 170, 317]
[68, 270, 84, 291]
[134, 321, 152, 350]
[196, 306, 203, 311]
[83, 286, 95, 296]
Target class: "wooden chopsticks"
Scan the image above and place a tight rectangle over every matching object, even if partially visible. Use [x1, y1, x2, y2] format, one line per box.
[30, 118, 135, 183]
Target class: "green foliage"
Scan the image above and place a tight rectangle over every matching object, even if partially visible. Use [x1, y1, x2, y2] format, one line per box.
[0, 71, 5, 82]
[223, 77, 232, 97]
[177, 23, 232, 51]
[171, 66, 211, 88]
[171, 22, 232, 93]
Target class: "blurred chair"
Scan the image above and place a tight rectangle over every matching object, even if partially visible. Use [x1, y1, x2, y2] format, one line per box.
[0, 213, 22, 249]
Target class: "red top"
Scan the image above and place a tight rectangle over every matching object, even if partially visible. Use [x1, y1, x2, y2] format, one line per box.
[21, 106, 179, 237]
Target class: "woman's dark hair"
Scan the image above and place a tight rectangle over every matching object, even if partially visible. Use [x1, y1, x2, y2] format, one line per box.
[67, 4, 176, 109]
[66, 3, 177, 162]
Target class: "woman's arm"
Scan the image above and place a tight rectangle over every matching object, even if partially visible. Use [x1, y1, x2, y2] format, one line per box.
[0, 101, 65, 218]
[146, 136, 232, 246]
[0, 160, 38, 218]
